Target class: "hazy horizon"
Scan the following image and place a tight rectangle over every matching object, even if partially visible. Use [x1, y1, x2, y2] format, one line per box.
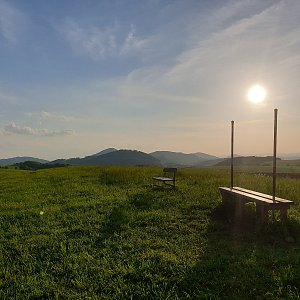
[1, 0, 299, 160]
[1, 147, 300, 161]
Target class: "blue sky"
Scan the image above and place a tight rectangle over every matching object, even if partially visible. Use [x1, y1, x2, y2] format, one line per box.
[0, 0, 299, 159]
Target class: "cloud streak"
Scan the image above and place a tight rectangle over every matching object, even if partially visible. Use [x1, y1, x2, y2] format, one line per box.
[27, 111, 78, 123]
[4, 123, 74, 137]
[61, 18, 150, 60]
[1, 0, 300, 158]
[0, 0, 27, 44]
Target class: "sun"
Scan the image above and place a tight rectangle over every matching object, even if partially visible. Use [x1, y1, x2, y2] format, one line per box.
[247, 84, 267, 104]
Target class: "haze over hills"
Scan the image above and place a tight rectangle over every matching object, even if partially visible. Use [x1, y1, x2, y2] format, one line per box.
[193, 152, 220, 161]
[2, 148, 300, 168]
[0, 148, 220, 167]
[278, 153, 300, 160]
[150, 151, 219, 167]
[215, 156, 280, 166]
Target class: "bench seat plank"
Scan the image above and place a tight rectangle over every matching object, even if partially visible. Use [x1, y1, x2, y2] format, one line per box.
[232, 187, 293, 204]
[219, 187, 275, 204]
[152, 168, 177, 189]
[152, 176, 174, 181]
[219, 187, 293, 205]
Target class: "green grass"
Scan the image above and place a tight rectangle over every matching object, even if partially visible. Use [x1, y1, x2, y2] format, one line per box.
[1, 166, 300, 299]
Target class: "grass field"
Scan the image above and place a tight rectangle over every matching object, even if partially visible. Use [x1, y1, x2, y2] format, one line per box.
[1, 166, 300, 299]
[214, 159, 300, 174]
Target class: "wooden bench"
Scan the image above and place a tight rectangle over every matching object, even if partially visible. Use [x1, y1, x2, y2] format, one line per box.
[219, 186, 294, 222]
[153, 168, 177, 189]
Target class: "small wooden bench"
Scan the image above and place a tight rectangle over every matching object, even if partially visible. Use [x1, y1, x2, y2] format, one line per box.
[219, 186, 294, 222]
[153, 168, 177, 189]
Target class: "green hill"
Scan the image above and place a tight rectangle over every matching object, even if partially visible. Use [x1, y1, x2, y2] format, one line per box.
[14, 161, 67, 171]
[0, 156, 49, 166]
[150, 150, 219, 167]
[52, 150, 161, 166]
[88, 147, 118, 156]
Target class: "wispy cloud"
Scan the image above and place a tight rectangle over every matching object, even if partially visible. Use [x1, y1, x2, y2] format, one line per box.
[60, 18, 150, 60]
[61, 18, 116, 59]
[74, 0, 300, 125]
[26, 111, 78, 123]
[120, 24, 149, 55]
[154, 1, 300, 111]
[4, 122, 74, 136]
[0, 0, 27, 44]
[40, 111, 76, 122]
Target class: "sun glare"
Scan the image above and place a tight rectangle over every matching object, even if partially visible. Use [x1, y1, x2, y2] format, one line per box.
[247, 84, 267, 104]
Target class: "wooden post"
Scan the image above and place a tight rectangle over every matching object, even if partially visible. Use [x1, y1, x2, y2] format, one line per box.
[231, 120, 234, 189]
[272, 108, 278, 221]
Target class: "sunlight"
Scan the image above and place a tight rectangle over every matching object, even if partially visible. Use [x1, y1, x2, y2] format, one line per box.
[247, 84, 267, 104]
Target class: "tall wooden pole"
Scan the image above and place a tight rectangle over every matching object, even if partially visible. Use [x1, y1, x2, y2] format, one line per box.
[272, 108, 278, 220]
[231, 120, 234, 189]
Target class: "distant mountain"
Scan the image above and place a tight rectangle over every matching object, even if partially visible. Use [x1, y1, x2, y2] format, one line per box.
[0, 157, 49, 166]
[195, 158, 225, 167]
[51, 150, 161, 167]
[150, 151, 219, 167]
[215, 156, 281, 167]
[90, 148, 118, 156]
[50, 157, 82, 165]
[84, 150, 161, 166]
[0, 150, 226, 168]
[193, 152, 219, 161]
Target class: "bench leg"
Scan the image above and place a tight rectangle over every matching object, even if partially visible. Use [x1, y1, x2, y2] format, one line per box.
[167, 180, 175, 189]
[280, 207, 288, 222]
[256, 204, 268, 223]
[153, 179, 160, 189]
[235, 200, 243, 220]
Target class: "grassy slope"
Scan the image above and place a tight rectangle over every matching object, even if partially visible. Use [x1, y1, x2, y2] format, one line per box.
[213, 159, 300, 174]
[0, 166, 300, 299]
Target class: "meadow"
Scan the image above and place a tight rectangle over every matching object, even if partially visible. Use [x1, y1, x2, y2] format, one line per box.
[214, 159, 300, 174]
[1, 166, 300, 299]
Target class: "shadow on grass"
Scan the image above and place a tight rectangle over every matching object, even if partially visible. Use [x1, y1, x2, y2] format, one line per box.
[176, 202, 300, 299]
[211, 202, 300, 243]
[129, 190, 156, 211]
[129, 187, 180, 211]
[63, 187, 300, 299]
[94, 206, 130, 248]
[90, 187, 180, 248]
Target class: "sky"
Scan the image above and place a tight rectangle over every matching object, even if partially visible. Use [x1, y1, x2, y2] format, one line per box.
[0, 0, 300, 160]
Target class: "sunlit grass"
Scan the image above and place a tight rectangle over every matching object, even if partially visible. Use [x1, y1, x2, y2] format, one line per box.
[0, 166, 300, 299]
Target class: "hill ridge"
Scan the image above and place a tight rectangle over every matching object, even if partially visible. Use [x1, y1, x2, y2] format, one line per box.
[0, 156, 49, 166]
